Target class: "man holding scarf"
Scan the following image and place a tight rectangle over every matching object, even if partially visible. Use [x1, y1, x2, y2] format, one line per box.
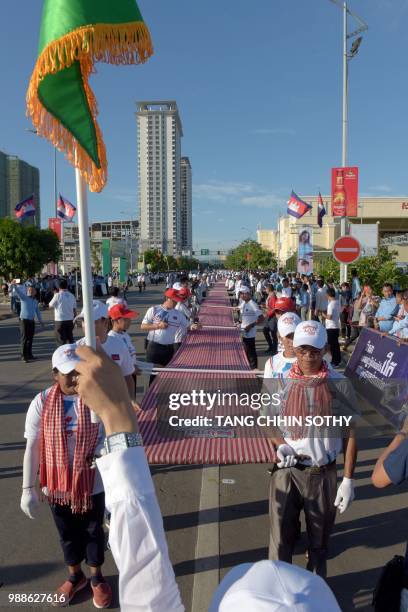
[268, 320, 357, 577]
[20, 345, 112, 608]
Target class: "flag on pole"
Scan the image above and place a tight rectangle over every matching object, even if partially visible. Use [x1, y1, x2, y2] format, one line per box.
[26, 0, 153, 193]
[287, 191, 312, 219]
[57, 194, 76, 221]
[14, 195, 36, 221]
[317, 192, 327, 227]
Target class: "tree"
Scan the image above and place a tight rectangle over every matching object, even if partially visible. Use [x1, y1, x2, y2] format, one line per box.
[225, 239, 277, 271]
[90, 241, 102, 273]
[0, 218, 61, 279]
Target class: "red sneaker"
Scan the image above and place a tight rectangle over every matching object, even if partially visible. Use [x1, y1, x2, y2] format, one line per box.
[91, 581, 112, 609]
[53, 574, 88, 606]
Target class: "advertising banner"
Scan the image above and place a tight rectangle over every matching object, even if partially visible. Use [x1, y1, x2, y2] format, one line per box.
[345, 328, 408, 430]
[331, 166, 359, 217]
[350, 224, 379, 257]
[297, 227, 313, 274]
[48, 217, 62, 241]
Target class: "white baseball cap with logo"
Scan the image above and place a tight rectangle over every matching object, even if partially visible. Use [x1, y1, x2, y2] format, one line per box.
[75, 300, 109, 322]
[209, 560, 341, 612]
[293, 320, 327, 349]
[52, 343, 80, 374]
[277, 312, 301, 337]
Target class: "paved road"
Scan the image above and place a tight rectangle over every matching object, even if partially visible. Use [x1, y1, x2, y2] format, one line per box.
[1, 285, 408, 611]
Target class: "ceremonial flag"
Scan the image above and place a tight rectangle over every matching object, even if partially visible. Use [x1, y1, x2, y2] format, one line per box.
[57, 194, 76, 221]
[287, 191, 312, 219]
[14, 195, 36, 221]
[317, 192, 326, 227]
[26, 0, 153, 193]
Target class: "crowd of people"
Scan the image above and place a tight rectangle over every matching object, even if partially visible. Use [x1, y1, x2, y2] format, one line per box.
[5, 266, 408, 610]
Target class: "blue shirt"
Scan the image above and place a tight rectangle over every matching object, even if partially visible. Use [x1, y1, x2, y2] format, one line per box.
[376, 296, 399, 332]
[12, 285, 42, 322]
[389, 312, 408, 337]
[351, 277, 361, 300]
[383, 438, 408, 485]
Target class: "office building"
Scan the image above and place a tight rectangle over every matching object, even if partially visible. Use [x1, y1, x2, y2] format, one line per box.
[0, 151, 40, 226]
[136, 101, 183, 256]
[180, 156, 192, 254]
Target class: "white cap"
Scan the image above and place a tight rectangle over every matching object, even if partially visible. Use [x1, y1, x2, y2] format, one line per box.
[52, 343, 80, 374]
[173, 282, 182, 290]
[210, 560, 341, 612]
[75, 300, 109, 322]
[277, 312, 301, 337]
[293, 320, 327, 349]
[239, 286, 251, 294]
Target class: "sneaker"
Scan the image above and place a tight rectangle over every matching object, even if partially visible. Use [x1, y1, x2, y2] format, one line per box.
[53, 574, 88, 607]
[91, 581, 112, 609]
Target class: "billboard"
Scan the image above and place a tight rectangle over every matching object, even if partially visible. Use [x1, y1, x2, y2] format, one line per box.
[297, 227, 313, 274]
[350, 224, 379, 257]
[48, 217, 62, 241]
[331, 166, 358, 217]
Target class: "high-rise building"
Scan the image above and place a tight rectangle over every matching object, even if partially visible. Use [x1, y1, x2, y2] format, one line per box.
[180, 157, 192, 254]
[136, 101, 183, 255]
[0, 151, 40, 226]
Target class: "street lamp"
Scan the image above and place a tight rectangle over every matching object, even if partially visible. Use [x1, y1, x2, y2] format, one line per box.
[27, 128, 58, 217]
[120, 210, 136, 272]
[327, 0, 368, 283]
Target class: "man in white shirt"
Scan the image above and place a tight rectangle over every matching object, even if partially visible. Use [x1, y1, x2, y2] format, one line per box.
[281, 279, 292, 298]
[263, 313, 301, 379]
[268, 320, 357, 577]
[237, 287, 264, 369]
[106, 287, 128, 310]
[322, 287, 341, 367]
[314, 280, 328, 322]
[76, 300, 135, 398]
[48, 279, 77, 345]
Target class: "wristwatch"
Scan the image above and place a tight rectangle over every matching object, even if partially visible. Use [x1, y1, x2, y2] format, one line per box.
[104, 432, 143, 454]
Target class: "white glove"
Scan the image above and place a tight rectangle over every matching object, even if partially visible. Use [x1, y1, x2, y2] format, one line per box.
[334, 477, 354, 513]
[276, 444, 298, 468]
[20, 488, 40, 519]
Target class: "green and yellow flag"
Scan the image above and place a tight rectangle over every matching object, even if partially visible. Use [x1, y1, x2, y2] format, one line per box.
[27, 0, 153, 192]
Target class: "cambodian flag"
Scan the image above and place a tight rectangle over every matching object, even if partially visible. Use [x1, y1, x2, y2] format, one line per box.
[317, 191, 326, 227]
[14, 195, 36, 221]
[287, 191, 312, 219]
[57, 194, 76, 221]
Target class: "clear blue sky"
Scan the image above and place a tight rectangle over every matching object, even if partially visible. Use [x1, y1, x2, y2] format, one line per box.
[1, 0, 408, 249]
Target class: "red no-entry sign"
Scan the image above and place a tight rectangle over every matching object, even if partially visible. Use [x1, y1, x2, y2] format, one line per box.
[333, 236, 361, 264]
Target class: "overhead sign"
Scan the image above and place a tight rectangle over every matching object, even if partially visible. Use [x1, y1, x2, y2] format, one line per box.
[200, 249, 209, 256]
[331, 167, 359, 217]
[333, 236, 361, 264]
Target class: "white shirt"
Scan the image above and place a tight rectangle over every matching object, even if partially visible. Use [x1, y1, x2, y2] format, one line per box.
[281, 286, 292, 298]
[25, 390, 105, 495]
[143, 306, 189, 345]
[96, 448, 184, 611]
[263, 352, 296, 379]
[109, 330, 137, 364]
[227, 279, 235, 291]
[239, 300, 262, 339]
[256, 281, 263, 294]
[49, 290, 77, 321]
[77, 335, 135, 377]
[315, 287, 328, 312]
[326, 299, 340, 329]
[106, 296, 127, 309]
[175, 302, 192, 343]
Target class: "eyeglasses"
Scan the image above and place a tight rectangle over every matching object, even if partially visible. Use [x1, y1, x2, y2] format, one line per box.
[295, 346, 322, 357]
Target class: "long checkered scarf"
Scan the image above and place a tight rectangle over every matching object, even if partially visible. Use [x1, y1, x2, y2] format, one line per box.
[281, 361, 332, 439]
[39, 384, 99, 513]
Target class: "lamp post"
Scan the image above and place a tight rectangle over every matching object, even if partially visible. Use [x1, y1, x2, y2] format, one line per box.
[120, 210, 136, 273]
[27, 128, 58, 217]
[328, 0, 367, 282]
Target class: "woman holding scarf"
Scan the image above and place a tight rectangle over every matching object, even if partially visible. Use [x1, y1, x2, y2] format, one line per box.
[20, 344, 111, 609]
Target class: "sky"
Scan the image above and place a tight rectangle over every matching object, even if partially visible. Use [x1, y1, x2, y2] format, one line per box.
[1, 0, 408, 249]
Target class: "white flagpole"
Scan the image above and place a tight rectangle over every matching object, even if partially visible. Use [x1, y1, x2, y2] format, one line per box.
[75, 167, 98, 423]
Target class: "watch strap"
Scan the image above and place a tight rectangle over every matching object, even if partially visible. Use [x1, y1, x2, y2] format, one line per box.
[104, 432, 143, 454]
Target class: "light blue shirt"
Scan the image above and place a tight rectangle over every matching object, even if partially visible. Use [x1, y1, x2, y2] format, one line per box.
[12, 285, 42, 323]
[389, 312, 408, 337]
[376, 296, 398, 332]
[351, 277, 361, 300]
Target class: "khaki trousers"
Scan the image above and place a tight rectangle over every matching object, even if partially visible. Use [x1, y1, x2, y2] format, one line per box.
[269, 462, 337, 577]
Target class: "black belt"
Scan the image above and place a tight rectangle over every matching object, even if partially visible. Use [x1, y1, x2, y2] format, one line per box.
[294, 460, 336, 473]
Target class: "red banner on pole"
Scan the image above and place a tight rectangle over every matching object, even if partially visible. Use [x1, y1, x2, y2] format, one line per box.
[331, 167, 358, 217]
[48, 217, 62, 241]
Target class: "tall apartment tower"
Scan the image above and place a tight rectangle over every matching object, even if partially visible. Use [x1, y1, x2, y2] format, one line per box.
[0, 151, 41, 226]
[180, 157, 192, 253]
[136, 101, 183, 255]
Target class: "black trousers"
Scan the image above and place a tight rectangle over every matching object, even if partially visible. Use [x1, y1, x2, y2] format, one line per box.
[50, 492, 105, 567]
[263, 316, 278, 354]
[146, 341, 174, 385]
[243, 337, 258, 369]
[20, 319, 35, 359]
[340, 310, 350, 339]
[326, 328, 341, 366]
[55, 320, 74, 346]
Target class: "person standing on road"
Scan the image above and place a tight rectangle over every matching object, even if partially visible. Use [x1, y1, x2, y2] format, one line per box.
[20, 345, 112, 608]
[106, 286, 128, 309]
[236, 286, 264, 370]
[11, 280, 44, 362]
[268, 320, 357, 578]
[322, 287, 341, 368]
[48, 279, 77, 346]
